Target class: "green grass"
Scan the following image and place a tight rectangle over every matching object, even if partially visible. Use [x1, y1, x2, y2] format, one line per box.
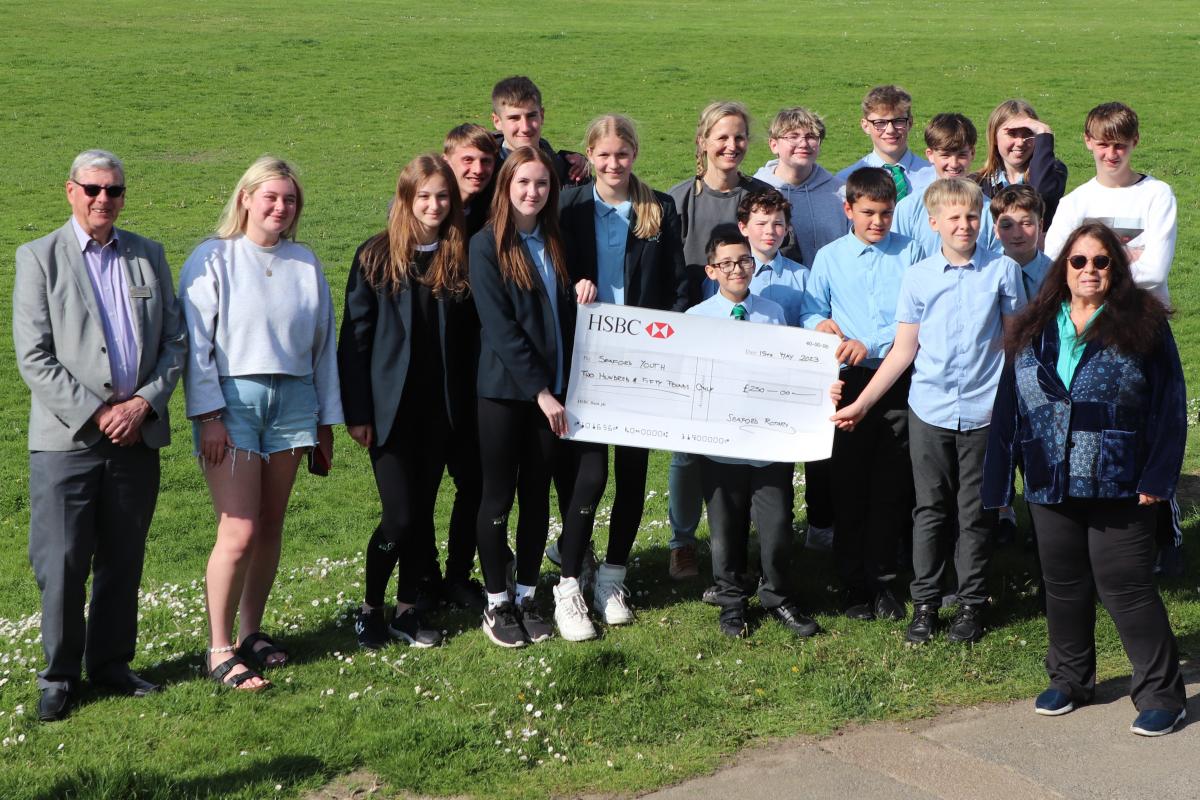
[1, 1, 1199, 797]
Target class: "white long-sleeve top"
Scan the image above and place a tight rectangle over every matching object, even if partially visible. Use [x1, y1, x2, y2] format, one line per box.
[1044, 175, 1176, 305]
[179, 235, 344, 424]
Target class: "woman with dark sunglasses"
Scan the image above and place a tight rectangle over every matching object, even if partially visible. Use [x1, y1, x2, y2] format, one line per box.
[983, 221, 1187, 737]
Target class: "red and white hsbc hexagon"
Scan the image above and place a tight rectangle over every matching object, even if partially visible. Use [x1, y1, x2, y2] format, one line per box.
[646, 321, 674, 339]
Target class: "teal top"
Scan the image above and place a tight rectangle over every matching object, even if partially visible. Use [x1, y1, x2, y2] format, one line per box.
[1055, 302, 1104, 388]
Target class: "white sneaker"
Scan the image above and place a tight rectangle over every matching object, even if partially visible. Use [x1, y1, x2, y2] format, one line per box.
[804, 525, 834, 552]
[553, 579, 597, 641]
[593, 563, 634, 625]
[545, 540, 597, 593]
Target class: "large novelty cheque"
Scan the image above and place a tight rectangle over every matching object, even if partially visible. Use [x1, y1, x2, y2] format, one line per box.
[565, 303, 841, 462]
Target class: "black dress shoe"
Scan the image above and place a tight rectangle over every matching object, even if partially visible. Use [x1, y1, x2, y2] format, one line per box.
[906, 602, 940, 644]
[843, 600, 875, 621]
[947, 603, 985, 643]
[873, 588, 906, 621]
[769, 604, 821, 638]
[39, 684, 73, 722]
[718, 605, 748, 638]
[92, 667, 161, 697]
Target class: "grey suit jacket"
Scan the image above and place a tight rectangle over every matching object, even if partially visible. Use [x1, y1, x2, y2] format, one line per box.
[13, 220, 188, 451]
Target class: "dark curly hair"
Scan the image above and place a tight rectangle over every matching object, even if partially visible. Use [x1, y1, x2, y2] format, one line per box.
[1004, 221, 1170, 357]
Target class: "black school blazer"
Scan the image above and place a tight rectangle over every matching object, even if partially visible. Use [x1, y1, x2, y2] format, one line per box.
[469, 225, 576, 401]
[337, 240, 480, 446]
[558, 184, 689, 312]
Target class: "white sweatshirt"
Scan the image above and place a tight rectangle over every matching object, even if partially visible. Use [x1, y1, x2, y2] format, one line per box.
[1044, 175, 1176, 305]
[179, 235, 344, 424]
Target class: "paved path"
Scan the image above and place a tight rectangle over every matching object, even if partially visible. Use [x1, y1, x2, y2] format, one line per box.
[641, 670, 1200, 800]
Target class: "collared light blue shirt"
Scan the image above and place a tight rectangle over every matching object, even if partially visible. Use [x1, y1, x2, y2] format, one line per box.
[836, 149, 936, 195]
[895, 246, 1027, 430]
[801, 231, 923, 368]
[687, 290, 786, 466]
[592, 185, 631, 305]
[893, 183, 998, 259]
[749, 252, 809, 327]
[71, 216, 139, 400]
[1020, 251, 1053, 300]
[521, 227, 564, 394]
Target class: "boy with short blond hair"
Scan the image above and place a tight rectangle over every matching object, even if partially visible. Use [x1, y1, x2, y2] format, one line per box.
[443, 123, 499, 238]
[688, 224, 820, 640]
[754, 107, 847, 265]
[802, 167, 923, 620]
[836, 85, 935, 200]
[833, 177, 1026, 644]
[490, 75, 589, 187]
[1045, 102, 1176, 306]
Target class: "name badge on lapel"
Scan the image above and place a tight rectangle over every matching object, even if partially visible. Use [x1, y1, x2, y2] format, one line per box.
[130, 285, 153, 299]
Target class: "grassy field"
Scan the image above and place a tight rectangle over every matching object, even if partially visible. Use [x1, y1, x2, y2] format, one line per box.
[1, 1, 1198, 797]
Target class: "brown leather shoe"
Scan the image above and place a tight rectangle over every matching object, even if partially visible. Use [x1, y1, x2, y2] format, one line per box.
[668, 544, 699, 580]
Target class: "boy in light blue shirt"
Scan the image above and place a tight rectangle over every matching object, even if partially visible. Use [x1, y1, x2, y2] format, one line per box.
[736, 188, 809, 326]
[837, 85, 934, 200]
[833, 178, 1026, 646]
[687, 224, 820, 641]
[893, 113, 997, 257]
[991, 183, 1051, 300]
[802, 167, 923, 621]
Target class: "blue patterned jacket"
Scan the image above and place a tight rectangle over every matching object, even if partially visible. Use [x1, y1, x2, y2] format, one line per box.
[982, 320, 1185, 508]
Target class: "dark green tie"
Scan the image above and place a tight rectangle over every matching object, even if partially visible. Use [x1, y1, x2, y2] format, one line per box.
[884, 163, 911, 201]
[731, 304, 747, 321]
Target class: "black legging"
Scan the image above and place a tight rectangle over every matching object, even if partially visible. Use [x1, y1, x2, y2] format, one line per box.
[555, 441, 607, 579]
[363, 404, 450, 607]
[554, 444, 650, 572]
[476, 397, 559, 594]
[420, 420, 483, 586]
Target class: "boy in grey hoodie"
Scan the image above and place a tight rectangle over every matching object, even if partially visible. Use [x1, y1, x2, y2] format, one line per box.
[755, 108, 848, 267]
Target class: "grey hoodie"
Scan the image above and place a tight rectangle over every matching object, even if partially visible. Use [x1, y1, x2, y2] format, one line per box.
[753, 161, 848, 265]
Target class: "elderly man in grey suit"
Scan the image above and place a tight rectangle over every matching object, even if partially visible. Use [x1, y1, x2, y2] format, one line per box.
[13, 149, 187, 722]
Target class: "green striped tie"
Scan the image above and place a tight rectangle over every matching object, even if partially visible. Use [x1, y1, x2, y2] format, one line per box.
[731, 304, 747, 320]
[884, 163, 911, 201]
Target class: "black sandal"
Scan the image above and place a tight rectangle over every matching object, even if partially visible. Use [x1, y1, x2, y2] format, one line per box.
[237, 632, 289, 670]
[207, 653, 269, 691]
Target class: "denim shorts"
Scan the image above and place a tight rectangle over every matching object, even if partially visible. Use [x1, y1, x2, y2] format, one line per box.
[192, 373, 318, 457]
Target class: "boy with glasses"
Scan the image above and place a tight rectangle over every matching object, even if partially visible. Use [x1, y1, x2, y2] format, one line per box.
[687, 224, 822, 640]
[837, 85, 934, 201]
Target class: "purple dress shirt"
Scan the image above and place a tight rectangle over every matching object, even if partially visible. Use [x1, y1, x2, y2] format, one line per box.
[71, 217, 139, 400]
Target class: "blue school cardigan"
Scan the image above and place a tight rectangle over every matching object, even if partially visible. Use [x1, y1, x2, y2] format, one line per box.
[981, 318, 1185, 508]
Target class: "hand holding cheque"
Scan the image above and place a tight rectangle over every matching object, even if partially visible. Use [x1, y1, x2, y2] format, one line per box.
[565, 304, 842, 462]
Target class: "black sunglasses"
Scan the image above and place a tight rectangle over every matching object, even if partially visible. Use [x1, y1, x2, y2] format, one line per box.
[72, 181, 125, 198]
[1068, 254, 1111, 270]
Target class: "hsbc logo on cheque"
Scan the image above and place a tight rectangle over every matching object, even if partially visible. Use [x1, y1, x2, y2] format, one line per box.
[646, 322, 674, 339]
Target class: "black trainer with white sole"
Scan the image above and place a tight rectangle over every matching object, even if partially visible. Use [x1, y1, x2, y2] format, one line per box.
[388, 607, 443, 648]
[517, 597, 554, 643]
[482, 601, 527, 648]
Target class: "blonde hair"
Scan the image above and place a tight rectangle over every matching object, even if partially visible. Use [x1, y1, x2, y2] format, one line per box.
[861, 85, 912, 117]
[924, 177, 984, 216]
[978, 99, 1040, 183]
[358, 155, 467, 298]
[584, 114, 662, 240]
[215, 156, 304, 240]
[692, 100, 751, 190]
[768, 107, 826, 141]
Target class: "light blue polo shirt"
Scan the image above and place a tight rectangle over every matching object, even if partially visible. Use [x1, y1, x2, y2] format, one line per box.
[593, 186, 631, 305]
[893, 183, 998, 259]
[801, 231, 923, 368]
[836, 149, 936, 195]
[521, 227, 564, 394]
[895, 247, 1027, 430]
[749, 252, 809, 327]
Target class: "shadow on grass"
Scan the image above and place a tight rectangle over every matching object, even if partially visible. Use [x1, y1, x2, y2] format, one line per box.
[31, 754, 326, 800]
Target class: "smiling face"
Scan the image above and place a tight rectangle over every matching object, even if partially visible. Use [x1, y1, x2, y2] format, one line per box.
[1065, 234, 1112, 304]
[412, 173, 453, 241]
[738, 208, 787, 260]
[994, 210, 1041, 265]
[861, 105, 911, 161]
[444, 145, 495, 201]
[926, 147, 975, 179]
[492, 101, 544, 151]
[702, 114, 748, 174]
[66, 166, 125, 241]
[929, 201, 982, 260]
[1084, 133, 1138, 185]
[508, 159, 551, 224]
[769, 127, 822, 171]
[844, 197, 895, 244]
[997, 122, 1035, 172]
[241, 177, 298, 246]
[704, 242, 754, 301]
[587, 133, 636, 194]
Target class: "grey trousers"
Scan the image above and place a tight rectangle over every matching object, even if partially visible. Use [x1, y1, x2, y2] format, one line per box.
[29, 440, 159, 688]
[908, 412, 995, 605]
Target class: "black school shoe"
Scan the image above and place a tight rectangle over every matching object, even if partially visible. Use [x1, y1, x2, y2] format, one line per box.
[38, 683, 74, 722]
[482, 601, 527, 648]
[355, 607, 390, 650]
[873, 588, 906, 621]
[389, 607, 443, 648]
[718, 604, 749, 638]
[906, 602, 940, 644]
[516, 597, 554, 643]
[947, 603, 985, 643]
[443, 578, 485, 613]
[769, 604, 821, 638]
